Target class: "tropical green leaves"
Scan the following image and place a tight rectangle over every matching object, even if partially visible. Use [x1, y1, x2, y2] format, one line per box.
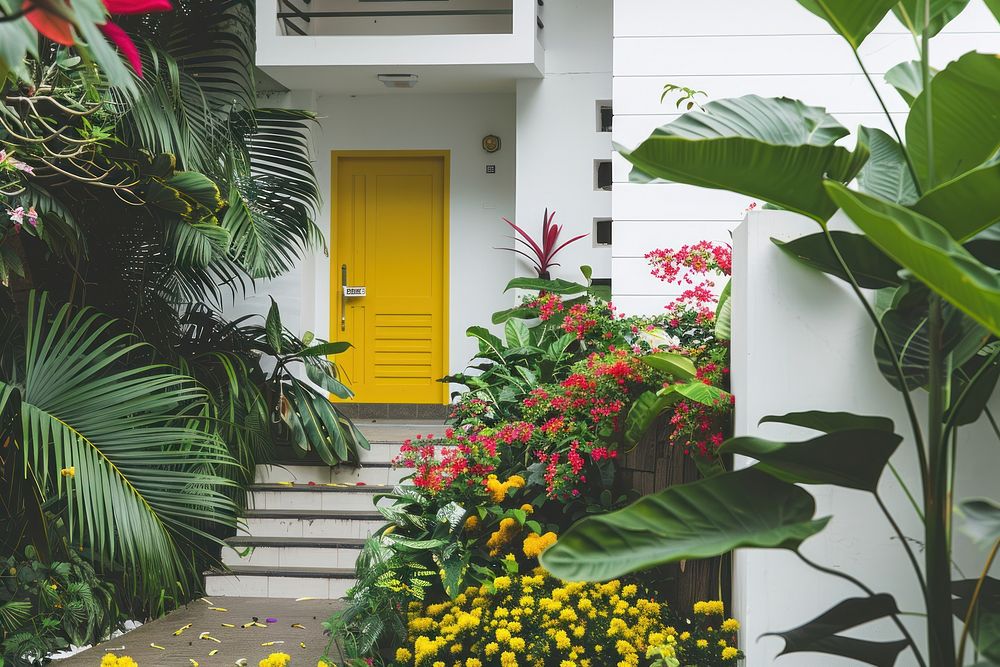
[1, 295, 237, 598]
[719, 429, 901, 492]
[765, 595, 910, 666]
[621, 95, 868, 222]
[913, 163, 1000, 242]
[825, 182, 1000, 336]
[856, 126, 919, 206]
[906, 52, 1000, 189]
[795, 0, 898, 48]
[540, 467, 830, 582]
[773, 230, 902, 289]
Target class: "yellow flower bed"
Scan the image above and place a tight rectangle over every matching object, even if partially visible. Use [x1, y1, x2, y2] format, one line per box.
[391, 570, 743, 667]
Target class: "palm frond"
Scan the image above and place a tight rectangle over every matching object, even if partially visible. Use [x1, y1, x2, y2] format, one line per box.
[7, 293, 238, 598]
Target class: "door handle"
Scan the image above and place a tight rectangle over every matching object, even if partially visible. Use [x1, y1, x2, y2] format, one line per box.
[341, 264, 347, 332]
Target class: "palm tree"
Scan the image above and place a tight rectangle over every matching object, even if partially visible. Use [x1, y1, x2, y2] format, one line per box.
[0, 0, 363, 627]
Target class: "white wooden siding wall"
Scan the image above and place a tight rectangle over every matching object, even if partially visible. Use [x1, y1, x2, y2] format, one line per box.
[611, 0, 1000, 315]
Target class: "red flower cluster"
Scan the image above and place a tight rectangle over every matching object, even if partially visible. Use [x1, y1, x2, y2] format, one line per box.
[561, 304, 598, 339]
[645, 241, 732, 283]
[666, 347, 733, 458]
[527, 292, 564, 321]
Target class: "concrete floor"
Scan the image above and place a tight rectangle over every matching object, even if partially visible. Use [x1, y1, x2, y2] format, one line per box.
[58, 597, 344, 666]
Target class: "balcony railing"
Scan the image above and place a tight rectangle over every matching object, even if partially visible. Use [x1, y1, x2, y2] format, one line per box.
[276, 0, 544, 37]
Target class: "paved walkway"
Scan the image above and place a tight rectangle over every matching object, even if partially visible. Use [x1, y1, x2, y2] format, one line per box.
[58, 597, 343, 666]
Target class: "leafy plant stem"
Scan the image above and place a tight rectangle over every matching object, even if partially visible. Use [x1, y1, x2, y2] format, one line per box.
[889, 462, 925, 520]
[925, 295, 955, 667]
[943, 347, 1000, 442]
[921, 7, 935, 189]
[875, 491, 927, 597]
[850, 48, 923, 197]
[821, 226, 929, 490]
[796, 551, 928, 667]
[956, 537, 1000, 666]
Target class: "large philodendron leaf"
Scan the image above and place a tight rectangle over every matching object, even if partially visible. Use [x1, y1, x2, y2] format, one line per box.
[760, 410, 895, 433]
[913, 163, 1000, 242]
[765, 595, 910, 666]
[795, 0, 899, 48]
[539, 467, 830, 582]
[719, 428, 902, 492]
[907, 52, 1000, 189]
[773, 230, 902, 289]
[953, 577, 1000, 663]
[622, 95, 869, 223]
[825, 182, 1000, 336]
[856, 127, 919, 206]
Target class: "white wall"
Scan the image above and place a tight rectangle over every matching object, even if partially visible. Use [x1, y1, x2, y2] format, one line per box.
[514, 0, 613, 282]
[732, 211, 1000, 666]
[610, 0, 1000, 315]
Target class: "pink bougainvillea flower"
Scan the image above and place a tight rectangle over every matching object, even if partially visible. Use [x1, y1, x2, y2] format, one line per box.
[24, 0, 172, 76]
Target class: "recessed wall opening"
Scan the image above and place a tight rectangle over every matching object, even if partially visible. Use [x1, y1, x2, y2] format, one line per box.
[595, 160, 612, 191]
[596, 100, 613, 133]
[594, 218, 612, 246]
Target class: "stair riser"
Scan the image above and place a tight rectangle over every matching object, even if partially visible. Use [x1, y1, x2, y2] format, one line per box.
[251, 491, 390, 512]
[205, 575, 354, 600]
[222, 545, 361, 569]
[256, 464, 410, 486]
[241, 517, 385, 540]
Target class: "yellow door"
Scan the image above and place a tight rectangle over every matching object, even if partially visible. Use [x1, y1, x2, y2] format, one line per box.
[332, 152, 449, 404]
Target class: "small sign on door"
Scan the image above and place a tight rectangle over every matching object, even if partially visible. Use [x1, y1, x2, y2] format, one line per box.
[343, 286, 366, 297]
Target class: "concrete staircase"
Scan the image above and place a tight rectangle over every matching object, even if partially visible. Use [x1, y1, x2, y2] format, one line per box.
[205, 421, 441, 599]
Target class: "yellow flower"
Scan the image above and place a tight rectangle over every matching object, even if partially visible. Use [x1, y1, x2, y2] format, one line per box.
[722, 646, 739, 660]
[506, 475, 525, 489]
[522, 532, 558, 558]
[396, 647, 413, 662]
[61, 466, 75, 478]
[466, 660, 483, 667]
[721, 617, 740, 632]
[696, 639, 708, 648]
[520, 503, 534, 514]
[693, 600, 725, 616]
[464, 515, 480, 531]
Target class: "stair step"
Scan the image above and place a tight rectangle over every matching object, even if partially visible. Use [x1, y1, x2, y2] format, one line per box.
[222, 536, 365, 569]
[248, 483, 397, 512]
[241, 509, 385, 540]
[255, 463, 411, 486]
[204, 567, 355, 599]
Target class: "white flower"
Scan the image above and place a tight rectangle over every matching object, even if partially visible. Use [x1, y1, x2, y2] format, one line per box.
[639, 327, 681, 350]
[9, 206, 24, 226]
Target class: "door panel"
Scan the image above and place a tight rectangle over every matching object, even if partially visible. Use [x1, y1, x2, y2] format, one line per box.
[333, 153, 448, 404]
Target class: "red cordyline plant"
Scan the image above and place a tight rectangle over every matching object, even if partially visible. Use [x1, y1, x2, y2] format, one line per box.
[500, 209, 587, 279]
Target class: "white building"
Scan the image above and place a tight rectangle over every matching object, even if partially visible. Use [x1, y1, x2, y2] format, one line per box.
[242, 3, 1000, 664]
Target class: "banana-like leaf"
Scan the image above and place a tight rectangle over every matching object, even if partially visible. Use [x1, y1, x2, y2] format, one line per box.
[960, 499, 1000, 547]
[906, 52, 1000, 188]
[885, 61, 926, 106]
[764, 595, 910, 666]
[988, 0, 1000, 22]
[913, 163, 1000, 242]
[297, 341, 352, 358]
[265, 297, 283, 354]
[714, 280, 732, 341]
[467, 326, 506, 360]
[6, 294, 236, 598]
[540, 467, 830, 582]
[953, 577, 1000, 662]
[894, 0, 972, 37]
[856, 126, 919, 205]
[873, 281, 988, 391]
[719, 428, 902, 492]
[622, 96, 868, 222]
[825, 182, 1000, 336]
[305, 362, 353, 400]
[641, 352, 697, 380]
[773, 230, 902, 289]
[760, 410, 894, 433]
[949, 351, 1000, 426]
[795, 0, 899, 48]
[623, 390, 680, 449]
